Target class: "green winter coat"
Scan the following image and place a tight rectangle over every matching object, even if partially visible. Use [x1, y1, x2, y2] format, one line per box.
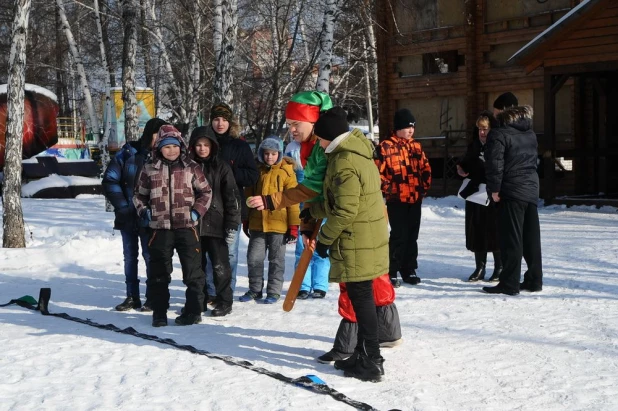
[311, 128, 389, 283]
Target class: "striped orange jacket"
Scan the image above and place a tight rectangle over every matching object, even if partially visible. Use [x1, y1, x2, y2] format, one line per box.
[376, 134, 432, 203]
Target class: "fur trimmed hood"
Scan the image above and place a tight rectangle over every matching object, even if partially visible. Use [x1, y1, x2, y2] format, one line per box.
[496, 105, 533, 126]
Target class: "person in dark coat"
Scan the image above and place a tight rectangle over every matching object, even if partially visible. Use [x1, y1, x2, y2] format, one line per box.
[457, 111, 502, 282]
[102, 117, 167, 311]
[209, 103, 259, 295]
[483, 92, 544, 296]
[189, 126, 241, 317]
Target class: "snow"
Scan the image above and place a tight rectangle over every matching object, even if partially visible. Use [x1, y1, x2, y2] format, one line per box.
[1, 196, 617, 410]
[21, 175, 101, 197]
[0, 83, 58, 102]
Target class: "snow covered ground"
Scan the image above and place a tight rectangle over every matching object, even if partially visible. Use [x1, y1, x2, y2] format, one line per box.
[1, 196, 617, 410]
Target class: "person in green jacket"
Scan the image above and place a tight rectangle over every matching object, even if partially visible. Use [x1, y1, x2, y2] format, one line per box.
[302, 107, 390, 382]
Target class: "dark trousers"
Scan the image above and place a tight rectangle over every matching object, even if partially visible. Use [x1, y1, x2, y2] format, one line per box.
[333, 304, 402, 354]
[200, 236, 233, 305]
[346, 280, 380, 358]
[387, 201, 422, 277]
[147, 228, 205, 315]
[120, 229, 150, 299]
[498, 199, 543, 291]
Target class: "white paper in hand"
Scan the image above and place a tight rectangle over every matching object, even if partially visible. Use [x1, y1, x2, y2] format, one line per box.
[458, 178, 490, 206]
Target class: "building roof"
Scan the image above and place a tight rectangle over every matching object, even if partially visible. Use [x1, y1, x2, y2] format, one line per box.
[508, 0, 598, 65]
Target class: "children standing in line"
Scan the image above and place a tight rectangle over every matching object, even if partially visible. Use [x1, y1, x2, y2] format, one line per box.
[189, 126, 240, 317]
[134, 125, 212, 327]
[241, 137, 300, 304]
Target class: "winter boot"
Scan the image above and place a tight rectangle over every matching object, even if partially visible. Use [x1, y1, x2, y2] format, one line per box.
[317, 349, 352, 364]
[297, 290, 310, 300]
[211, 302, 233, 317]
[175, 312, 202, 325]
[467, 252, 487, 282]
[487, 251, 502, 282]
[401, 270, 421, 285]
[152, 312, 168, 327]
[115, 296, 142, 311]
[389, 275, 401, 288]
[342, 352, 385, 382]
[334, 351, 360, 371]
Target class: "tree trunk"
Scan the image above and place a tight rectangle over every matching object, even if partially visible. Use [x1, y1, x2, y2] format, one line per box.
[94, 0, 111, 175]
[140, 0, 153, 89]
[213, 0, 238, 105]
[55, 0, 99, 135]
[2, 0, 31, 248]
[143, 0, 185, 121]
[316, 0, 339, 93]
[122, 0, 139, 143]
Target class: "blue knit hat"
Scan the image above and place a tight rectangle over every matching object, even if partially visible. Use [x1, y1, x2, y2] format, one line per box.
[158, 137, 181, 149]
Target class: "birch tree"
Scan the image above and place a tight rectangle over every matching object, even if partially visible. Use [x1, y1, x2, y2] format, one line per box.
[316, 0, 340, 93]
[55, 0, 99, 135]
[213, 0, 238, 105]
[94, 0, 111, 174]
[121, 0, 139, 142]
[2, 0, 31, 248]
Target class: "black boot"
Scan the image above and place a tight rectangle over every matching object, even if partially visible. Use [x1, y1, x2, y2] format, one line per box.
[467, 252, 486, 282]
[152, 312, 168, 327]
[115, 296, 141, 311]
[487, 251, 502, 282]
[342, 352, 385, 382]
[401, 270, 421, 285]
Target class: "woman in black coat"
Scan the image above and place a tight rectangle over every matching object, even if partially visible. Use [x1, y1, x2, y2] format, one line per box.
[457, 111, 501, 282]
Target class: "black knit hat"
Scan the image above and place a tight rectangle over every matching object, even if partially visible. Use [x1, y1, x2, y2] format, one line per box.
[393, 108, 416, 131]
[139, 118, 168, 148]
[493, 92, 518, 110]
[314, 107, 349, 141]
[210, 102, 233, 122]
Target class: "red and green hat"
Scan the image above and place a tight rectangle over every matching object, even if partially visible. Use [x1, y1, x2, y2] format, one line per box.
[285, 91, 333, 123]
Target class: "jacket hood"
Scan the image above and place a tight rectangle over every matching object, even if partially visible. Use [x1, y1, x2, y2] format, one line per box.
[257, 137, 283, 165]
[326, 128, 375, 160]
[496, 106, 533, 132]
[151, 124, 190, 166]
[189, 126, 220, 159]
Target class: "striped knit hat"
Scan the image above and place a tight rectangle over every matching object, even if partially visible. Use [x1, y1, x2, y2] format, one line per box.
[285, 91, 333, 123]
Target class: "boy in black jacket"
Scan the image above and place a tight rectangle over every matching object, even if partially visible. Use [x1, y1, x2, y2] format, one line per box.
[189, 126, 241, 316]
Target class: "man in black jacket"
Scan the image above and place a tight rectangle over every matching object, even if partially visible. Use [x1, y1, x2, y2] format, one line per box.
[482, 92, 543, 296]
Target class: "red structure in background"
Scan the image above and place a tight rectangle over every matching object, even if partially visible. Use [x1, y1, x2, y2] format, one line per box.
[0, 85, 59, 170]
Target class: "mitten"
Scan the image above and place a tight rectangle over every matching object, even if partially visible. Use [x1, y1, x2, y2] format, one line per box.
[191, 210, 200, 222]
[284, 225, 298, 244]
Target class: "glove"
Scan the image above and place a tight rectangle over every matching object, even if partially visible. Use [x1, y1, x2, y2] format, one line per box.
[315, 240, 329, 258]
[114, 207, 133, 226]
[225, 228, 237, 244]
[191, 210, 200, 222]
[299, 207, 313, 223]
[284, 225, 298, 244]
[242, 221, 250, 238]
[139, 209, 152, 228]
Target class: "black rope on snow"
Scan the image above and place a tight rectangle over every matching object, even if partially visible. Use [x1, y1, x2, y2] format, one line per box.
[1, 289, 380, 411]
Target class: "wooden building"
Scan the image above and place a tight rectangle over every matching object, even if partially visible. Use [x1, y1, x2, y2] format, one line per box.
[375, 0, 588, 198]
[510, 0, 618, 205]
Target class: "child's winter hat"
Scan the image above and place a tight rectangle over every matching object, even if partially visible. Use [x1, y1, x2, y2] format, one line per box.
[285, 91, 333, 123]
[210, 102, 234, 122]
[157, 124, 182, 149]
[493, 92, 518, 110]
[394, 108, 416, 131]
[314, 107, 349, 141]
[257, 137, 283, 164]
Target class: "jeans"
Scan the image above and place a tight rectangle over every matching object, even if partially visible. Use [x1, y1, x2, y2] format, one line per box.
[205, 223, 241, 294]
[246, 231, 286, 295]
[296, 236, 330, 292]
[120, 230, 151, 298]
